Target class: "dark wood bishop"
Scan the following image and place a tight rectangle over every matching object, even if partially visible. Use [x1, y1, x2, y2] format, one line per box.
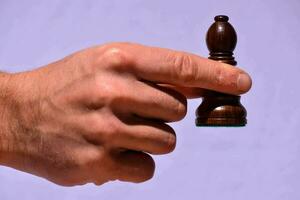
[195, 15, 247, 127]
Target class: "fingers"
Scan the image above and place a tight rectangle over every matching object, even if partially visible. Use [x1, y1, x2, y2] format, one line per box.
[111, 117, 176, 155]
[104, 43, 252, 95]
[111, 151, 155, 183]
[91, 150, 155, 184]
[82, 75, 188, 122]
[83, 112, 176, 155]
[131, 44, 252, 94]
[118, 81, 187, 122]
[86, 115, 173, 184]
[73, 74, 187, 123]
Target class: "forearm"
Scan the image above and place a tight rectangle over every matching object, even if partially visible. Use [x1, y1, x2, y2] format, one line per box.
[0, 72, 15, 165]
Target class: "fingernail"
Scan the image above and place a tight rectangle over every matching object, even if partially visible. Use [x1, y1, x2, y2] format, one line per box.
[237, 73, 252, 93]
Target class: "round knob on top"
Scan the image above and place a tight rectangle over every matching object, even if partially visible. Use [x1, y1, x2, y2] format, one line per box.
[214, 15, 229, 22]
[206, 15, 237, 65]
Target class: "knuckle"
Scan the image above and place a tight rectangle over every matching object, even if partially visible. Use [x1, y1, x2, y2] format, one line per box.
[172, 99, 187, 121]
[77, 147, 104, 167]
[173, 54, 197, 83]
[164, 132, 177, 153]
[102, 45, 133, 70]
[85, 112, 123, 146]
[83, 114, 105, 140]
[210, 63, 224, 87]
[92, 75, 130, 109]
[94, 76, 118, 103]
[160, 126, 176, 153]
[102, 117, 122, 145]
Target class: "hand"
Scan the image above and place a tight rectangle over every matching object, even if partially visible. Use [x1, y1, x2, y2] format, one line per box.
[0, 43, 251, 186]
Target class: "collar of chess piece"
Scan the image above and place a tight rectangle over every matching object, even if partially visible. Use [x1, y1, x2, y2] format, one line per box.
[206, 15, 237, 65]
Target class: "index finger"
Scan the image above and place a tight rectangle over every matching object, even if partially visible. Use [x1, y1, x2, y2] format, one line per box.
[119, 43, 252, 95]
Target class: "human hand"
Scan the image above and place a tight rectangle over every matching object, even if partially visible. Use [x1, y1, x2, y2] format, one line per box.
[0, 43, 251, 186]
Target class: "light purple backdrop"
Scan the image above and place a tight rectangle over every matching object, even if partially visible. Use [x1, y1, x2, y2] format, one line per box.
[0, 0, 299, 199]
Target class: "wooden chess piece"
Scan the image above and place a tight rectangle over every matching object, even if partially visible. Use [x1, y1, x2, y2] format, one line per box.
[195, 15, 247, 127]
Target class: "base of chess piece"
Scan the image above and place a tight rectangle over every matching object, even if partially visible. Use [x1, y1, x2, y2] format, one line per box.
[195, 91, 247, 127]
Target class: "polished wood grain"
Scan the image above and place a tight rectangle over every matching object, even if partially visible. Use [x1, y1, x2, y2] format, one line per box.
[195, 15, 247, 127]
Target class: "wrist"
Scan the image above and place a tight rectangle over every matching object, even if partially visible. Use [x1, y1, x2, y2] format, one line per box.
[0, 70, 43, 169]
[0, 72, 18, 165]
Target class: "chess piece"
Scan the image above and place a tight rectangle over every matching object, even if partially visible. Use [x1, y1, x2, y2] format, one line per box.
[195, 15, 247, 127]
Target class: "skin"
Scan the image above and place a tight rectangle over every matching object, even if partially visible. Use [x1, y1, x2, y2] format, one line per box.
[0, 42, 252, 186]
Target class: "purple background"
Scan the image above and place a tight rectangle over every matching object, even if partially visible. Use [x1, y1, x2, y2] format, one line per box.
[1, 0, 300, 199]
